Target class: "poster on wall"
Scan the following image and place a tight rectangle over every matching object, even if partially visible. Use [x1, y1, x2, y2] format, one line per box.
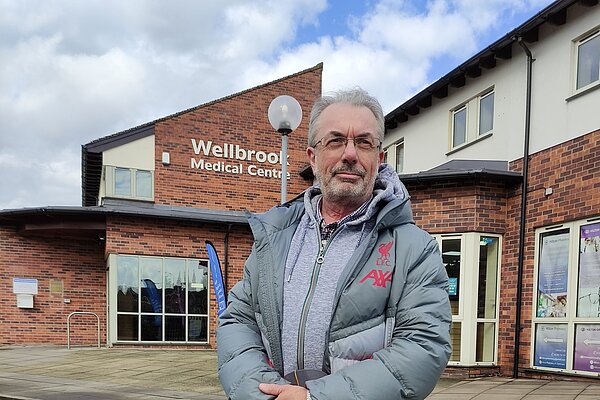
[537, 231, 570, 318]
[534, 324, 568, 369]
[574, 324, 600, 372]
[578, 223, 600, 318]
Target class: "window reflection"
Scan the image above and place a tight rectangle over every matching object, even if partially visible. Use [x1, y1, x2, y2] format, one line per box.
[165, 259, 186, 314]
[117, 256, 139, 312]
[188, 260, 209, 315]
[443, 238, 461, 316]
[141, 258, 163, 313]
[115, 167, 131, 196]
[478, 237, 498, 319]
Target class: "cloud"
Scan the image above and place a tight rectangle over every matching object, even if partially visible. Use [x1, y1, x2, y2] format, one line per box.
[0, 0, 552, 209]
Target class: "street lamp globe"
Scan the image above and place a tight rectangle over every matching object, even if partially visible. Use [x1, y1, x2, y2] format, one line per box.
[267, 95, 302, 204]
[268, 95, 302, 134]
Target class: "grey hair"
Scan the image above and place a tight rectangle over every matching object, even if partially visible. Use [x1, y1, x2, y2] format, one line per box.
[308, 87, 385, 146]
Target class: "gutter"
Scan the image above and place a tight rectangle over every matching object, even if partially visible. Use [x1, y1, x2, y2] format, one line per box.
[513, 36, 535, 379]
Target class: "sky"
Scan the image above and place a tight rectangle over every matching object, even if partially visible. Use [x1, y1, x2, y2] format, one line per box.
[0, 0, 555, 210]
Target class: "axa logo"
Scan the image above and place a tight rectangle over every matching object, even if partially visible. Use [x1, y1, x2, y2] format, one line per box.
[376, 240, 393, 266]
[360, 269, 393, 288]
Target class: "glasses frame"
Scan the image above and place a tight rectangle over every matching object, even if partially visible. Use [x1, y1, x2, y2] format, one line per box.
[312, 135, 382, 153]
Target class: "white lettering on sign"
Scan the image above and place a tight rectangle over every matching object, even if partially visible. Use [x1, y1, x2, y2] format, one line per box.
[191, 139, 287, 165]
[190, 139, 290, 180]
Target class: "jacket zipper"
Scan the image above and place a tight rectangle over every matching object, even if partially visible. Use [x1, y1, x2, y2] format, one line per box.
[296, 224, 342, 370]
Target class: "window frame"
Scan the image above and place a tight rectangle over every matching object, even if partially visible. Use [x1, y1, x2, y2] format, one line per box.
[530, 216, 600, 376]
[105, 165, 154, 201]
[109, 254, 211, 345]
[573, 28, 600, 93]
[448, 88, 495, 152]
[383, 138, 405, 173]
[434, 232, 502, 366]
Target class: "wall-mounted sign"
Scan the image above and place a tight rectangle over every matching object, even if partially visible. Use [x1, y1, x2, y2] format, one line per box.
[13, 278, 38, 295]
[534, 323, 567, 369]
[574, 324, 600, 372]
[190, 139, 290, 180]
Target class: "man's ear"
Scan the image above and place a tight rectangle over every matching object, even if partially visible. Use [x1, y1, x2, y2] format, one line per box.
[307, 146, 316, 169]
[378, 150, 384, 165]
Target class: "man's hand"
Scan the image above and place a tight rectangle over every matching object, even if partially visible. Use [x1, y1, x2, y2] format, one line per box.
[259, 383, 308, 399]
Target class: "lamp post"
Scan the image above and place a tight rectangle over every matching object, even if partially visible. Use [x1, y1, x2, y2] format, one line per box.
[268, 95, 302, 204]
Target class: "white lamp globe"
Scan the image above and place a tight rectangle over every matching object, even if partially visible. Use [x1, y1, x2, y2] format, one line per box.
[268, 95, 302, 133]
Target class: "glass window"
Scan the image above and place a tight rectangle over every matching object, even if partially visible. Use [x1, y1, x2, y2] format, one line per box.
[436, 233, 501, 365]
[165, 316, 186, 342]
[117, 315, 138, 341]
[136, 170, 152, 198]
[443, 238, 461, 316]
[574, 324, 600, 372]
[479, 92, 494, 135]
[189, 260, 209, 315]
[577, 222, 600, 318]
[536, 229, 570, 318]
[534, 324, 568, 369]
[476, 322, 496, 362]
[115, 168, 131, 196]
[478, 237, 498, 319]
[450, 322, 461, 362]
[452, 107, 467, 147]
[576, 32, 600, 90]
[117, 255, 139, 312]
[532, 218, 600, 374]
[114, 255, 209, 343]
[140, 257, 163, 314]
[164, 259, 186, 314]
[395, 140, 404, 173]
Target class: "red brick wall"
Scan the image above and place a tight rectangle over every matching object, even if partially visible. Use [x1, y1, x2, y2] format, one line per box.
[499, 128, 600, 376]
[405, 179, 509, 234]
[153, 64, 322, 213]
[0, 226, 106, 346]
[404, 129, 600, 378]
[106, 215, 253, 348]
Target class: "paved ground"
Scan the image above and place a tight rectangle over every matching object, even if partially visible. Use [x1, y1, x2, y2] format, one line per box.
[1, 346, 600, 399]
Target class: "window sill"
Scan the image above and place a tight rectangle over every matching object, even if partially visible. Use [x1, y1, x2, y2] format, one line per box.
[566, 80, 600, 102]
[446, 132, 493, 156]
[103, 195, 155, 203]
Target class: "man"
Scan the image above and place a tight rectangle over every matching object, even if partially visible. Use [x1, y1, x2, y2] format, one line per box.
[217, 88, 452, 399]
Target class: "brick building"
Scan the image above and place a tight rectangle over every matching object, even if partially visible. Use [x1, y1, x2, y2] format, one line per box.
[1, 0, 599, 384]
[0, 63, 322, 348]
[384, 0, 600, 381]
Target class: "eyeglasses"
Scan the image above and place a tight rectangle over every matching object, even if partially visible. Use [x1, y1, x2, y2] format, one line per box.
[312, 135, 382, 153]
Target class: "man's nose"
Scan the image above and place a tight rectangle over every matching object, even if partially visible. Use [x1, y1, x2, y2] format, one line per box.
[341, 139, 359, 162]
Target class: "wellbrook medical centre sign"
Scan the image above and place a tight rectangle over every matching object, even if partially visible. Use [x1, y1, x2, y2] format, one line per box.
[190, 139, 290, 180]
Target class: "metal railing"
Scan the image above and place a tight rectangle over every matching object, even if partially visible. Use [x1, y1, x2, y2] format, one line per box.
[66, 312, 101, 349]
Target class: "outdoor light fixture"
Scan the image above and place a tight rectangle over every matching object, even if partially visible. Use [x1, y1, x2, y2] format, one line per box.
[267, 95, 302, 204]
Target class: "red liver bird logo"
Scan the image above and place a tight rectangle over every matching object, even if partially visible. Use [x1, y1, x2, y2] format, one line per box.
[378, 241, 393, 260]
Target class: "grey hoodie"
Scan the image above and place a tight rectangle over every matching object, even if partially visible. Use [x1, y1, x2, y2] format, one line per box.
[282, 164, 405, 374]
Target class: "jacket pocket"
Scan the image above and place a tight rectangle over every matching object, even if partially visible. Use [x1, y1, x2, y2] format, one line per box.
[328, 316, 386, 373]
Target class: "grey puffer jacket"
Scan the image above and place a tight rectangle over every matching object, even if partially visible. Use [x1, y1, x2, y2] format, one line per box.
[217, 182, 452, 399]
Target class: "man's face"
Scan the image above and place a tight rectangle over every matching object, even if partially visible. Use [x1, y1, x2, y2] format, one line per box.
[307, 103, 384, 207]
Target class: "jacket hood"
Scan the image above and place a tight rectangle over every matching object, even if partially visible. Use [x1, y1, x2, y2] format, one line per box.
[301, 163, 413, 229]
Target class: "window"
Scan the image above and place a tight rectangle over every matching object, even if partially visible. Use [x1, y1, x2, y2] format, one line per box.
[479, 92, 494, 135]
[105, 166, 153, 200]
[383, 139, 404, 173]
[450, 89, 494, 150]
[435, 233, 501, 365]
[532, 217, 600, 375]
[452, 107, 467, 147]
[113, 255, 210, 343]
[576, 30, 600, 91]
